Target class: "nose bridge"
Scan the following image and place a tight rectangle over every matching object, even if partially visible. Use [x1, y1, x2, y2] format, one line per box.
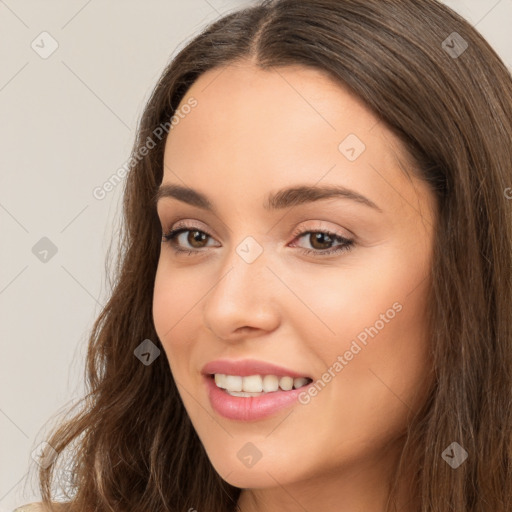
[202, 234, 279, 338]
[208, 235, 269, 308]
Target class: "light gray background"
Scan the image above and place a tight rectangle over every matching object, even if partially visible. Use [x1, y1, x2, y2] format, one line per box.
[1, 0, 511, 509]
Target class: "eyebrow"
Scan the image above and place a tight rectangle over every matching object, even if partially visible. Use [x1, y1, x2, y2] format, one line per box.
[153, 183, 382, 213]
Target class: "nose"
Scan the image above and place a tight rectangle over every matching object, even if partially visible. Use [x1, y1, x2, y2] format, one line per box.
[202, 244, 280, 342]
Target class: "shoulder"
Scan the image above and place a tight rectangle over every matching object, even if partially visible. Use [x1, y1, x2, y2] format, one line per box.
[13, 504, 48, 512]
[13, 504, 45, 512]
[13, 502, 69, 512]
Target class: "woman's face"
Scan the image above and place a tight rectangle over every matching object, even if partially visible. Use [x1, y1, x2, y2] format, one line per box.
[153, 62, 436, 503]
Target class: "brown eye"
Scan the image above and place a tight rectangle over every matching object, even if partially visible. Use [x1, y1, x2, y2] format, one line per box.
[187, 230, 209, 248]
[161, 226, 218, 255]
[309, 232, 335, 250]
[290, 228, 354, 257]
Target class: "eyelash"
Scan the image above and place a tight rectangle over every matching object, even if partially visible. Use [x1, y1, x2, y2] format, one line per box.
[161, 223, 354, 258]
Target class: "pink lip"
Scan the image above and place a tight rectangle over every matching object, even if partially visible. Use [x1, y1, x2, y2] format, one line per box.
[201, 358, 310, 378]
[203, 374, 312, 421]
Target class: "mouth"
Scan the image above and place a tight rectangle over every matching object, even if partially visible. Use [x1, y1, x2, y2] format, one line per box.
[208, 373, 313, 397]
[204, 372, 314, 421]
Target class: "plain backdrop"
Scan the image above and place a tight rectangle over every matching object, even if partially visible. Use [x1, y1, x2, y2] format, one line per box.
[1, 0, 511, 509]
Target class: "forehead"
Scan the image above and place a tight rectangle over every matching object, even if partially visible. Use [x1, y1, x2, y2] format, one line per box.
[168, 62, 386, 158]
[162, 62, 430, 221]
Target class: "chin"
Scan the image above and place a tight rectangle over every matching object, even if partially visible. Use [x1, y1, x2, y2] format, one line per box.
[205, 447, 299, 489]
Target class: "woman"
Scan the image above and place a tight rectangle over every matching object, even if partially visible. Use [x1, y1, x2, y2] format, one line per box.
[17, 0, 512, 511]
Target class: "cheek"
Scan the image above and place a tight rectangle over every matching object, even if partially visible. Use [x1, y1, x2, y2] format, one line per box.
[152, 259, 201, 331]
[152, 265, 198, 364]
[287, 247, 425, 344]
[287, 276, 431, 469]
[152, 269, 175, 340]
[290, 246, 432, 404]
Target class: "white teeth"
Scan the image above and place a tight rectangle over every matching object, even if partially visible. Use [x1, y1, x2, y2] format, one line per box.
[243, 375, 263, 392]
[262, 374, 279, 392]
[279, 376, 293, 391]
[293, 377, 309, 388]
[226, 390, 265, 397]
[224, 375, 242, 391]
[213, 374, 311, 393]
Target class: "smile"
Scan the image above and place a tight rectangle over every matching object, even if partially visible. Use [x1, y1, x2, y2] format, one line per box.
[204, 374, 314, 421]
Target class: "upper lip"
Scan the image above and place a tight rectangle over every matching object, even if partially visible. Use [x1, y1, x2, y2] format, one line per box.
[201, 358, 311, 378]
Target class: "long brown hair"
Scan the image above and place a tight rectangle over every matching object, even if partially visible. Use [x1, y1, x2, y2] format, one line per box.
[36, 0, 512, 510]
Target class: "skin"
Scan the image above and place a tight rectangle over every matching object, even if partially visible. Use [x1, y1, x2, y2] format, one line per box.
[152, 61, 437, 512]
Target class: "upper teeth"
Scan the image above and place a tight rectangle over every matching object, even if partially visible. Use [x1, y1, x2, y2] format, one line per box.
[214, 374, 311, 393]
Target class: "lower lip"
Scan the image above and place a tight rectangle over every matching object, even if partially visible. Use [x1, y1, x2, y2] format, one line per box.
[204, 375, 310, 421]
